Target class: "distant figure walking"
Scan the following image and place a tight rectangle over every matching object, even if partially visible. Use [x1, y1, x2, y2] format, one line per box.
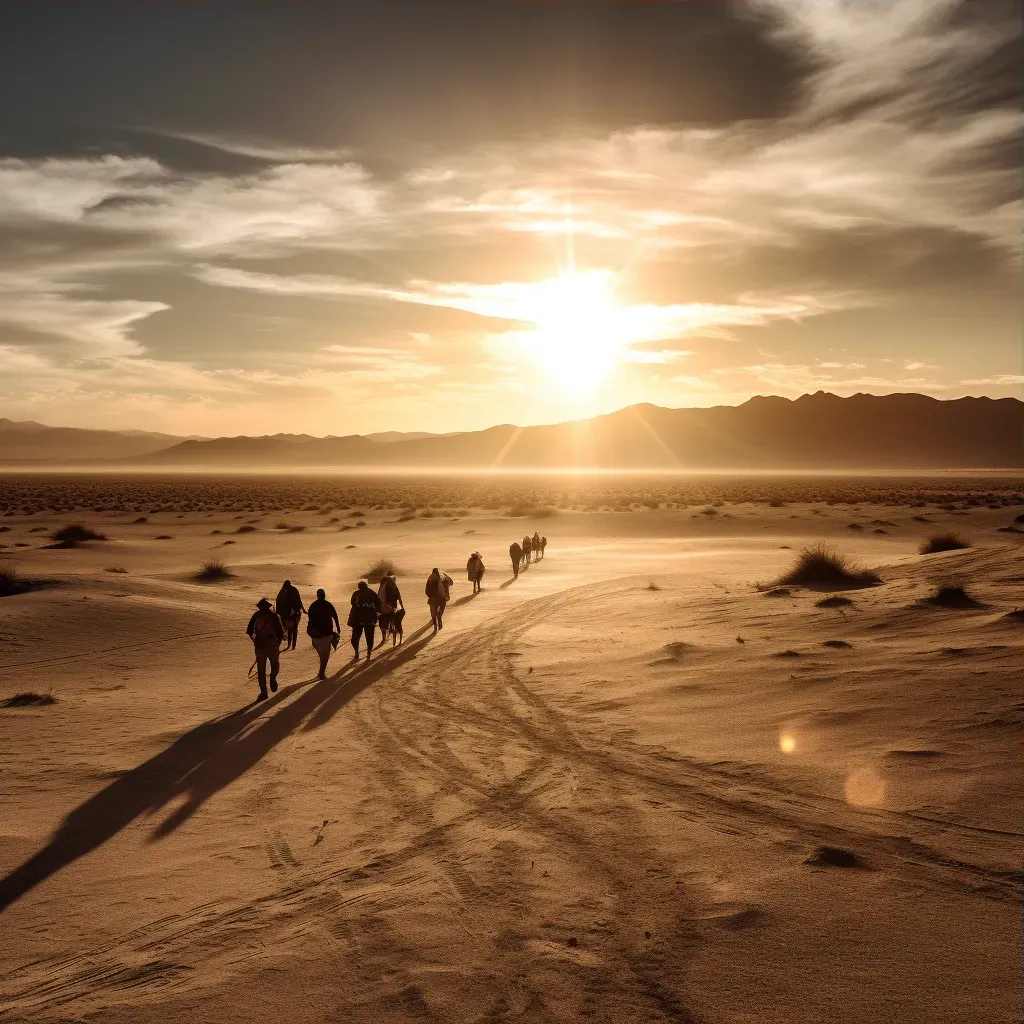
[467, 551, 485, 593]
[377, 573, 405, 647]
[425, 567, 452, 631]
[540, 536, 547, 559]
[307, 588, 340, 680]
[246, 597, 284, 702]
[349, 579, 381, 661]
[521, 535, 532, 569]
[275, 579, 305, 650]
[532, 532, 541, 563]
[509, 541, 523, 579]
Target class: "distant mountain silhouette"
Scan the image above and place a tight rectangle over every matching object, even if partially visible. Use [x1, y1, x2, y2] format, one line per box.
[0, 418, 196, 462]
[114, 393, 1022, 470]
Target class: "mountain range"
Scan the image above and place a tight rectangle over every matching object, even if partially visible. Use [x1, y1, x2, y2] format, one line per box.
[0, 393, 1021, 470]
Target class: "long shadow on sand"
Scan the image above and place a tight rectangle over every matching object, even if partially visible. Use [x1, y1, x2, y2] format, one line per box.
[499, 577, 518, 590]
[0, 627, 434, 913]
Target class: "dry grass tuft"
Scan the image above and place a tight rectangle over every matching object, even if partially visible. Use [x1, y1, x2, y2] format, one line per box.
[363, 557, 402, 583]
[2, 692, 57, 708]
[104, 566, 128, 574]
[773, 544, 880, 590]
[506, 504, 557, 519]
[195, 558, 232, 582]
[51, 523, 107, 547]
[925, 585, 983, 609]
[919, 533, 971, 554]
[0, 566, 26, 596]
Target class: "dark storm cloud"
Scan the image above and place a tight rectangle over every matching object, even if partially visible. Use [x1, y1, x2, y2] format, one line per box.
[0, 1, 808, 164]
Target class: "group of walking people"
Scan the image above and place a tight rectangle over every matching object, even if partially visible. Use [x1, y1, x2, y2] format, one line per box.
[245, 537, 549, 702]
[509, 530, 546, 579]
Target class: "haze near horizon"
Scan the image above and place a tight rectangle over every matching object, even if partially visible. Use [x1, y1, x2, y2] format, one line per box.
[0, 0, 1020, 437]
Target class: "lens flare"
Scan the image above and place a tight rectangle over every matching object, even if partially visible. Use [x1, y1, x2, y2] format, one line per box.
[844, 766, 886, 807]
[779, 732, 797, 754]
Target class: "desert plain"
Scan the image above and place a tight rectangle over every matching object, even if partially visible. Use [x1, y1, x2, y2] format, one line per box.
[0, 472, 1021, 1023]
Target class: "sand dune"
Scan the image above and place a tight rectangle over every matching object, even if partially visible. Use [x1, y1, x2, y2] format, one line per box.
[0, 486, 1020, 1022]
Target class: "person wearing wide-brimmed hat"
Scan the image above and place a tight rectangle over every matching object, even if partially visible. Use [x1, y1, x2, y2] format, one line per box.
[246, 597, 284, 702]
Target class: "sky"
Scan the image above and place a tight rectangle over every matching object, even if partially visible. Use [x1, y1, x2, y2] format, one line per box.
[0, 0, 1020, 438]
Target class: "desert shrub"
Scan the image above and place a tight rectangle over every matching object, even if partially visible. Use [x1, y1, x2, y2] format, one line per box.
[211, 529, 222, 535]
[506, 504, 557, 518]
[2, 692, 57, 708]
[773, 544, 880, 589]
[355, 521, 367, 527]
[919, 533, 970, 555]
[195, 558, 232, 582]
[51, 523, 107, 546]
[132, 516, 148, 524]
[364, 557, 402, 582]
[1015, 513, 1024, 524]
[816, 595, 853, 608]
[286, 525, 306, 533]
[926, 585, 982, 609]
[273, 522, 290, 530]
[396, 514, 416, 522]
[104, 566, 128, 574]
[646, 582, 661, 591]
[0, 566, 26, 596]
[155, 534, 173, 540]
[235, 525, 257, 534]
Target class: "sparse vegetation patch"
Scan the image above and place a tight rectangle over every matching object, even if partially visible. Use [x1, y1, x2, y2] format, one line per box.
[51, 523, 107, 547]
[773, 544, 880, 590]
[919, 533, 970, 555]
[195, 558, 232, 582]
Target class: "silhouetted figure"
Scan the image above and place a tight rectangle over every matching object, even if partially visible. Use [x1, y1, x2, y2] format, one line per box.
[307, 588, 340, 680]
[467, 551, 485, 593]
[522, 535, 532, 569]
[509, 541, 523, 579]
[540, 536, 547, 559]
[425, 567, 452, 631]
[348, 579, 381, 661]
[246, 597, 284, 701]
[532, 532, 541, 563]
[377, 573, 405, 647]
[275, 579, 305, 650]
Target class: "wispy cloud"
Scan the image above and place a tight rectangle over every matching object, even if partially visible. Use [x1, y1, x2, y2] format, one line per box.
[0, 0, 1017, 432]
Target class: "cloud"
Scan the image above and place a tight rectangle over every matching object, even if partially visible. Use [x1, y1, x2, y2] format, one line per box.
[0, 0, 1017, 433]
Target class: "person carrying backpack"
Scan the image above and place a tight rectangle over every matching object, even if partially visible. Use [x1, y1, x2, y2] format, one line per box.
[425, 568, 452, 631]
[246, 597, 284, 702]
[466, 552, 485, 594]
[348, 579, 382, 661]
[307, 588, 341, 680]
[275, 579, 305, 651]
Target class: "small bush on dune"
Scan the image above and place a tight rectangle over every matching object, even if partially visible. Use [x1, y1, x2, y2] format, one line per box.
[773, 544, 880, 590]
[925, 585, 982, 609]
[51, 523, 107, 547]
[235, 525, 256, 534]
[2, 692, 57, 708]
[919, 533, 970, 555]
[506, 504, 557, 519]
[155, 534, 173, 540]
[195, 558, 232, 582]
[363, 557, 402, 583]
[286, 525, 306, 533]
[105, 566, 128, 574]
[0, 566, 26, 596]
[273, 522, 290, 530]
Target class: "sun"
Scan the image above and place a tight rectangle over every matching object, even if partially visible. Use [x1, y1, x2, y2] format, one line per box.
[520, 270, 627, 391]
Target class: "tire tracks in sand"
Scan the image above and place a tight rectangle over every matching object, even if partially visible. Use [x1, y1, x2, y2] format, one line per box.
[0, 577, 1016, 1020]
